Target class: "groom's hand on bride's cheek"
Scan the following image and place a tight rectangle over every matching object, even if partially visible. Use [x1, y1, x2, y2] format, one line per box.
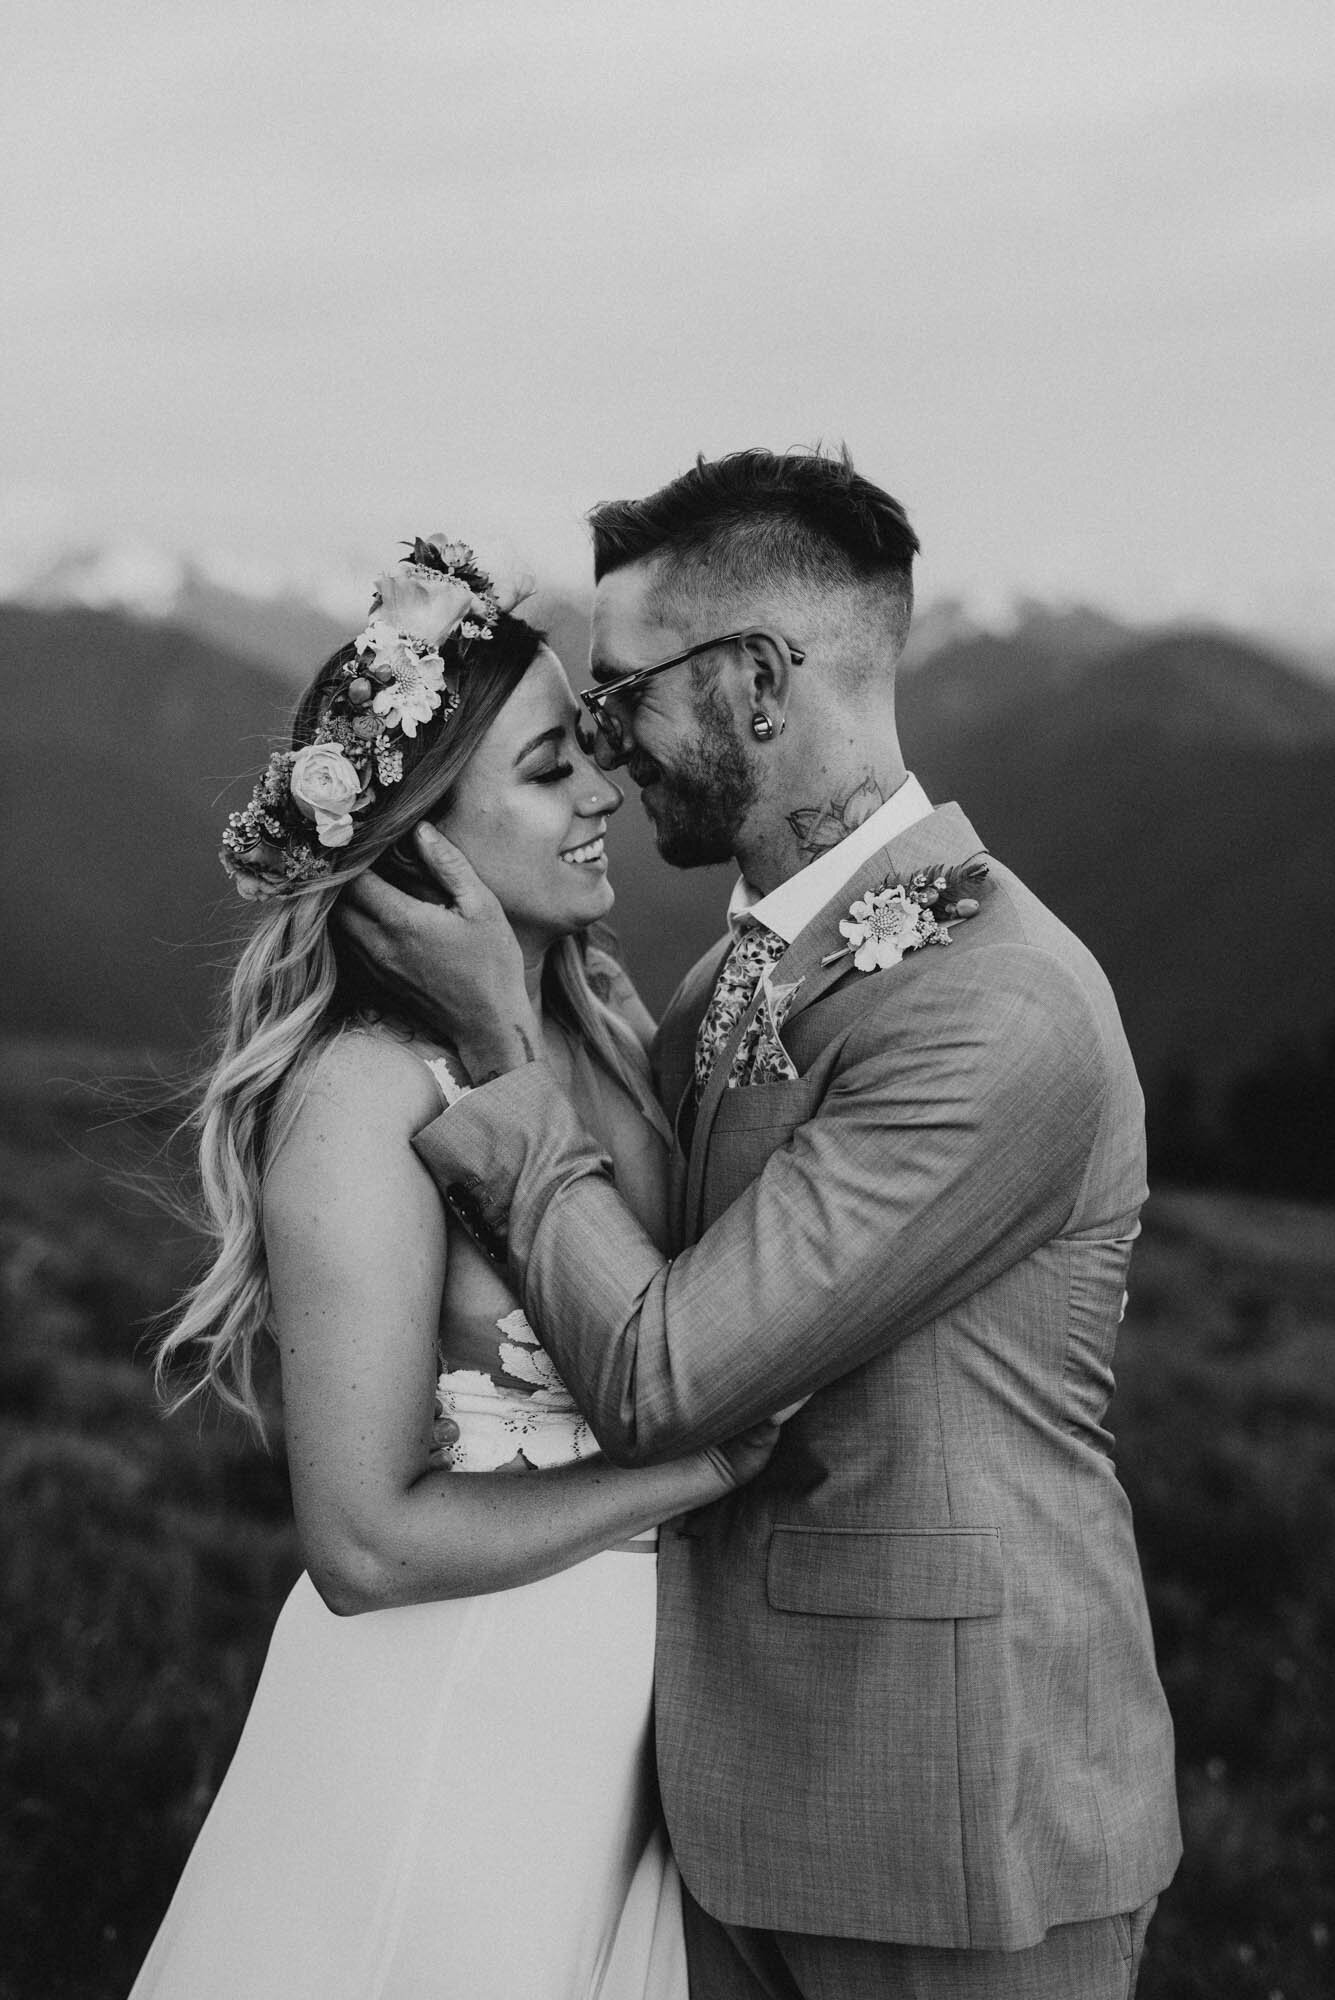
[337, 827, 539, 1078]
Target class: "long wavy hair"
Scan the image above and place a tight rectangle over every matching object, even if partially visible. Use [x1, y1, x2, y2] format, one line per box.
[155, 609, 660, 1439]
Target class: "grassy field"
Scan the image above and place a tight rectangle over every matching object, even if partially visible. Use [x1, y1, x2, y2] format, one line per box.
[1, 1039, 1332, 1999]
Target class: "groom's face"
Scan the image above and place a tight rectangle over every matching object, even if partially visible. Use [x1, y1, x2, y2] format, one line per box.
[588, 564, 757, 869]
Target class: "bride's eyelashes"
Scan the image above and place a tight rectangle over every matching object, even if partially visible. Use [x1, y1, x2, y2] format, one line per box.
[532, 721, 598, 784]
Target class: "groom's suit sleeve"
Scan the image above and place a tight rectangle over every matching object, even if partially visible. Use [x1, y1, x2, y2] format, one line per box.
[413, 941, 1108, 1458]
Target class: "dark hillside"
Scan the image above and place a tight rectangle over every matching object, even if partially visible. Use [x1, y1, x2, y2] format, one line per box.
[4, 604, 1332, 1193]
[3, 609, 299, 1045]
[898, 626, 1335, 1102]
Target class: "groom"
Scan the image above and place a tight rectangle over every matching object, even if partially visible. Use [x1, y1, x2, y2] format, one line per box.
[345, 448, 1181, 1997]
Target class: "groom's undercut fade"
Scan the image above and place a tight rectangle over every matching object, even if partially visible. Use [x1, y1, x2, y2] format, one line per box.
[588, 446, 921, 656]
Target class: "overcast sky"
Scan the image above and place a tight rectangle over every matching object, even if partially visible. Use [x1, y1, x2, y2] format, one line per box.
[4, 0, 1332, 640]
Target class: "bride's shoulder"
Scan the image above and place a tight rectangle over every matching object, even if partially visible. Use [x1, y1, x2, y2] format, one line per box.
[264, 1024, 442, 1196]
[305, 1020, 444, 1111]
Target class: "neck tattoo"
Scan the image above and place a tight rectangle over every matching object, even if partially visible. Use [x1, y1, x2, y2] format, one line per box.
[785, 770, 889, 868]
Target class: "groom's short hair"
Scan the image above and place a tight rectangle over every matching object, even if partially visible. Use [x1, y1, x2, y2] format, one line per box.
[588, 446, 920, 654]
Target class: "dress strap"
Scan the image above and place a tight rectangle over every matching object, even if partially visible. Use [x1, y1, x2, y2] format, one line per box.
[422, 1053, 472, 1108]
[606, 1530, 659, 1554]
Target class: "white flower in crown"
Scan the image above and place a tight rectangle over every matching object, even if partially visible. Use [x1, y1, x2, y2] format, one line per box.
[371, 565, 494, 647]
[356, 622, 449, 738]
[289, 743, 365, 849]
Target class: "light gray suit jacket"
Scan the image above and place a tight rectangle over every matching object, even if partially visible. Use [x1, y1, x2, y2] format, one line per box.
[414, 803, 1181, 1949]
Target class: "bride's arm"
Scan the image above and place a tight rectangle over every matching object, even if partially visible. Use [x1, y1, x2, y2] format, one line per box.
[264, 1031, 762, 1617]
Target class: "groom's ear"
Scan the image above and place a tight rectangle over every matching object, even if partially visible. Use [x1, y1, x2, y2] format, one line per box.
[738, 630, 796, 730]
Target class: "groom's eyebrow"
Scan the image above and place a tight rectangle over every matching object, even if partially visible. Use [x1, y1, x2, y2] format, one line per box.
[587, 652, 625, 684]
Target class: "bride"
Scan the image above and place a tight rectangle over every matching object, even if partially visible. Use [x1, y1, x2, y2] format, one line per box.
[130, 538, 777, 1999]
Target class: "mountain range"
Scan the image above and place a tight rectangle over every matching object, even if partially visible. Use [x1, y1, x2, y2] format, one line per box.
[2, 544, 357, 675]
[3, 592, 1332, 1126]
[11, 539, 1333, 687]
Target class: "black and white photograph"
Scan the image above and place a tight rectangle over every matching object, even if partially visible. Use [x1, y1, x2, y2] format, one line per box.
[2, 4, 1332, 1997]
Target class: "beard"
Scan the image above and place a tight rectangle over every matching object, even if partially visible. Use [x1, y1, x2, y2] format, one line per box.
[630, 684, 758, 869]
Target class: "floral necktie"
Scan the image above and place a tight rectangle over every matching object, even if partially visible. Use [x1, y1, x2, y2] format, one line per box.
[691, 923, 788, 1102]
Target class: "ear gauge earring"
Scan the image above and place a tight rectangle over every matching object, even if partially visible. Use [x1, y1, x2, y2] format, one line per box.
[752, 713, 776, 740]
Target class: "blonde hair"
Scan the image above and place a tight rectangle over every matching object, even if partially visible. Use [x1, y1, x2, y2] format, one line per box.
[156, 614, 660, 1439]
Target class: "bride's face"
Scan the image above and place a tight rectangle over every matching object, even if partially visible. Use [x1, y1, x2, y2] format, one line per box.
[433, 646, 624, 958]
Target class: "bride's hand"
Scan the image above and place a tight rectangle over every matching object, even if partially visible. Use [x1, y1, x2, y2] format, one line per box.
[696, 1417, 784, 1494]
[339, 826, 539, 1080]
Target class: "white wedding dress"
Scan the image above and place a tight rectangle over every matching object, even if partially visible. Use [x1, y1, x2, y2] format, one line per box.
[128, 1317, 688, 1999]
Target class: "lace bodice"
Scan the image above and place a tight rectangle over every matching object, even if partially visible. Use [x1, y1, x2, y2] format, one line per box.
[432, 1308, 598, 1472]
[422, 1034, 665, 1493]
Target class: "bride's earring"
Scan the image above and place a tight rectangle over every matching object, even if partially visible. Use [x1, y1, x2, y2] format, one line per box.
[752, 713, 776, 740]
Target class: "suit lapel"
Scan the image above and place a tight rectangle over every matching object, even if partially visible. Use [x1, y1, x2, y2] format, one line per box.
[681, 971, 773, 1226]
[664, 937, 732, 1154]
[682, 803, 985, 1235]
[779, 803, 985, 1029]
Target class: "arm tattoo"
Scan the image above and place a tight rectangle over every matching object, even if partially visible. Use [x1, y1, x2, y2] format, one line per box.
[785, 770, 888, 866]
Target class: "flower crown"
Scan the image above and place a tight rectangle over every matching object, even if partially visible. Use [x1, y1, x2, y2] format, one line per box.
[222, 537, 519, 901]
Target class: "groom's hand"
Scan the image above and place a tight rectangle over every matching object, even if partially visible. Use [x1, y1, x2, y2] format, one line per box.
[338, 826, 540, 1083]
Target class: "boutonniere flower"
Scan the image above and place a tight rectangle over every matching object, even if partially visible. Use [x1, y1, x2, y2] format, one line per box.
[822, 855, 990, 972]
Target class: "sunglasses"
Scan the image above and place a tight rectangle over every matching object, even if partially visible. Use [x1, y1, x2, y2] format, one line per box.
[580, 629, 806, 758]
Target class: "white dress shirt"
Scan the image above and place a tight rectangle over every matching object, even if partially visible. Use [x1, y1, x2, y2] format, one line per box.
[726, 774, 934, 945]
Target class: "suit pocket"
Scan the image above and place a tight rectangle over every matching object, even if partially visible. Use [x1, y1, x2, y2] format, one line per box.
[766, 1525, 1003, 1619]
[708, 1074, 821, 1134]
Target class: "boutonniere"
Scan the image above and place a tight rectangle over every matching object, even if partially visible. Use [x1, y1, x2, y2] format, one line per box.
[821, 855, 990, 972]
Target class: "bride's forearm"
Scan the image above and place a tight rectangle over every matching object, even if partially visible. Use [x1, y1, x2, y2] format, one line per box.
[303, 1451, 723, 1616]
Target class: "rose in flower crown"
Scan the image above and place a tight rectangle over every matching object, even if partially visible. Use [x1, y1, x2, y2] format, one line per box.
[221, 536, 522, 900]
[288, 743, 367, 848]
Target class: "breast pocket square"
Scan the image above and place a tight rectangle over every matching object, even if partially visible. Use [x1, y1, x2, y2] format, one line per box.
[730, 976, 802, 1089]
